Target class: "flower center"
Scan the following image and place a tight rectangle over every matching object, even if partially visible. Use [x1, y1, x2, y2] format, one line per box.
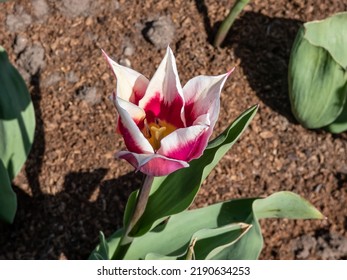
[143, 118, 176, 151]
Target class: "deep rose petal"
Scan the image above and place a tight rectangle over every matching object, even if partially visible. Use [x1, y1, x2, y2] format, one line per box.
[102, 50, 149, 105]
[183, 71, 232, 127]
[115, 96, 154, 154]
[157, 124, 209, 161]
[116, 151, 189, 176]
[139, 47, 185, 128]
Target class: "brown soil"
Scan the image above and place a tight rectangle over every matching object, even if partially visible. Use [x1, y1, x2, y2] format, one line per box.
[1, 0, 347, 260]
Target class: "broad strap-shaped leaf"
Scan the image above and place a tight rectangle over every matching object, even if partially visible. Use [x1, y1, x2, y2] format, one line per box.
[124, 105, 258, 236]
[326, 100, 347, 133]
[288, 13, 347, 131]
[304, 12, 347, 69]
[0, 46, 35, 180]
[144, 223, 251, 260]
[0, 159, 17, 223]
[219, 191, 324, 260]
[0, 46, 35, 223]
[90, 197, 255, 260]
[254, 191, 324, 220]
[90, 191, 322, 260]
[288, 27, 347, 129]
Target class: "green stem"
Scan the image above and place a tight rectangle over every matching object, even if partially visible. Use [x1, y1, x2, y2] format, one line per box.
[213, 0, 251, 47]
[111, 175, 154, 260]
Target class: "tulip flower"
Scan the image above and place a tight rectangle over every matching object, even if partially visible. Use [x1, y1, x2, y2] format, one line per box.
[103, 47, 231, 176]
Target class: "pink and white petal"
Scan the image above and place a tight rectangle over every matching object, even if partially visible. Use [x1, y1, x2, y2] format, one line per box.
[183, 71, 232, 127]
[115, 97, 154, 154]
[116, 97, 146, 126]
[158, 124, 209, 161]
[192, 113, 210, 126]
[116, 151, 189, 176]
[102, 50, 149, 104]
[139, 47, 185, 127]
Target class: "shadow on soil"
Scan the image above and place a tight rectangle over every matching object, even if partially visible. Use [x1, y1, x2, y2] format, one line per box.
[0, 169, 142, 259]
[195, 4, 303, 123]
[227, 12, 302, 123]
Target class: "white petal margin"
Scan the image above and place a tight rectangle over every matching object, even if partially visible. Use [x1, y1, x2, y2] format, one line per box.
[139, 47, 184, 108]
[116, 151, 189, 177]
[183, 71, 232, 126]
[116, 97, 146, 124]
[102, 49, 149, 103]
[158, 124, 209, 161]
[115, 96, 154, 154]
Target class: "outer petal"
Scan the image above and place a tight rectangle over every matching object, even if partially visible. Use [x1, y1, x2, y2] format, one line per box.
[157, 124, 209, 161]
[115, 96, 154, 154]
[139, 47, 185, 128]
[116, 151, 189, 176]
[102, 50, 149, 105]
[183, 71, 232, 127]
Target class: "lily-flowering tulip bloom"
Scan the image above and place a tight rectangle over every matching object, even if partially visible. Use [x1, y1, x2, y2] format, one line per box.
[103, 47, 231, 176]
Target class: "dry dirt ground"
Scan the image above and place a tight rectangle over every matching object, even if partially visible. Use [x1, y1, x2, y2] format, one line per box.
[1, 0, 347, 259]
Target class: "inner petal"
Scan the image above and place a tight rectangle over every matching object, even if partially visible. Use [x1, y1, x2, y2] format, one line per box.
[143, 93, 185, 129]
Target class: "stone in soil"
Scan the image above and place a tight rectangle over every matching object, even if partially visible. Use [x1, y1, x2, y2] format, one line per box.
[75, 86, 101, 105]
[6, 6, 32, 32]
[16, 43, 46, 82]
[31, 0, 50, 21]
[142, 16, 175, 49]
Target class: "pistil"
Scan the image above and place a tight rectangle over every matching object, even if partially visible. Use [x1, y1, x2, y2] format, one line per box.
[150, 126, 167, 151]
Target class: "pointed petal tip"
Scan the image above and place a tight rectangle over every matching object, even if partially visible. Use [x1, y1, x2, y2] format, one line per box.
[226, 67, 236, 77]
[101, 49, 111, 61]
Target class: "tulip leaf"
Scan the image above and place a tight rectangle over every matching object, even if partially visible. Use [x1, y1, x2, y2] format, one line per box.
[325, 101, 347, 133]
[145, 223, 251, 260]
[0, 47, 35, 223]
[0, 159, 17, 223]
[0, 47, 35, 180]
[90, 191, 323, 260]
[124, 105, 258, 237]
[92, 231, 110, 260]
[304, 12, 347, 68]
[288, 13, 347, 132]
[288, 26, 347, 129]
[253, 191, 324, 220]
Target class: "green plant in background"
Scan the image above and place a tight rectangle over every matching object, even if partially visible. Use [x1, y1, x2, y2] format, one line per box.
[89, 47, 323, 260]
[0, 46, 36, 223]
[214, 0, 251, 47]
[288, 12, 347, 133]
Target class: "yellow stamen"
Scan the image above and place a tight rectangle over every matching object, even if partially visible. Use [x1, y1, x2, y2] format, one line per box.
[142, 118, 176, 151]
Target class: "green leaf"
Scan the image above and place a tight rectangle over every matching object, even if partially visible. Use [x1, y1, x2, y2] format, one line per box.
[216, 191, 324, 260]
[288, 13, 347, 131]
[0, 159, 17, 223]
[124, 105, 258, 236]
[254, 191, 324, 220]
[213, 0, 251, 47]
[325, 100, 347, 133]
[144, 224, 252, 260]
[0, 47, 35, 223]
[91, 197, 255, 260]
[0, 47, 35, 180]
[90, 191, 323, 260]
[94, 231, 110, 260]
[304, 12, 347, 68]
